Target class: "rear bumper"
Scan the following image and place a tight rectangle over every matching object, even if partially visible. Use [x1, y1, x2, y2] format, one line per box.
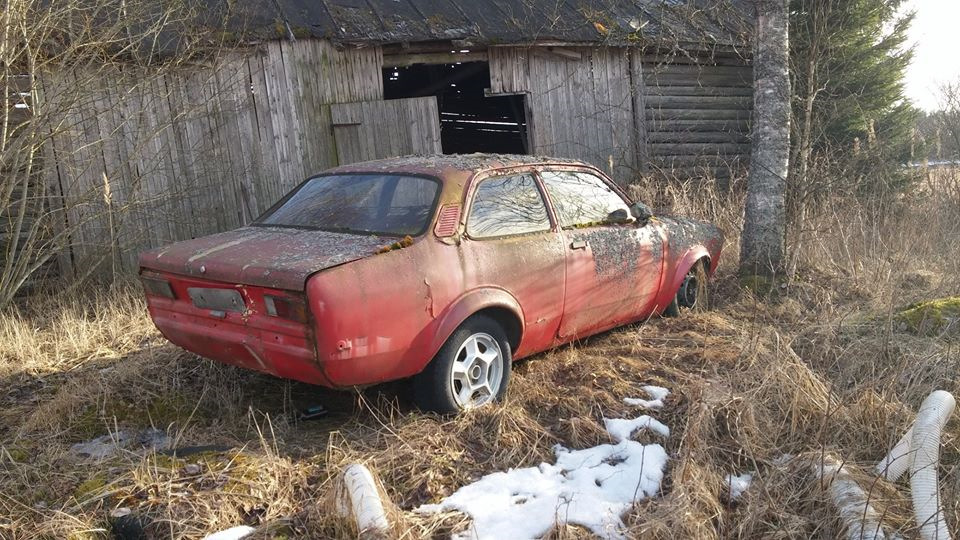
[148, 302, 334, 387]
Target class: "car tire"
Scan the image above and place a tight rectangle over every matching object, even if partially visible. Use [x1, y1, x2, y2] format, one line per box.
[663, 261, 709, 317]
[413, 315, 512, 414]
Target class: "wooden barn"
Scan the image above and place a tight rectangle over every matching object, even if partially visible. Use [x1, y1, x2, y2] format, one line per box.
[36, 0, 753, 277]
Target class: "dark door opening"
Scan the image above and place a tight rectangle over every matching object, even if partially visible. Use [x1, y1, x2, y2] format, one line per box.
[383, 61, 528, 155]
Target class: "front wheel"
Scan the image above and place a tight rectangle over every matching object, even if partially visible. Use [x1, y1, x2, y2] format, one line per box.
[663, 261, 709, 317]
[413, 315, 512, 414]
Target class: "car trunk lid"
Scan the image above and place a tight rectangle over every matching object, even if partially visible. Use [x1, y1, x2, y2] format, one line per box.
[139, 226, 391, 290]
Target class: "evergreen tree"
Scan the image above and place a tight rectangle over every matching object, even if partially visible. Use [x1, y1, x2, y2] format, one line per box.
[789, 0, 918, 192]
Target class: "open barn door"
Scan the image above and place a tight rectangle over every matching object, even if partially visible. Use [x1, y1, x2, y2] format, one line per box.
[330, 96, 441, 165]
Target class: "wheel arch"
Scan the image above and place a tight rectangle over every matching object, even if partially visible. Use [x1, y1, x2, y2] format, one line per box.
[423, 287, 525, 371]
[668, 247, 712, 298]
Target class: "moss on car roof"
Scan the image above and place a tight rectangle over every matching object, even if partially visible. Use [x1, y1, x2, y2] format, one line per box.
[325, 153, 592, 176]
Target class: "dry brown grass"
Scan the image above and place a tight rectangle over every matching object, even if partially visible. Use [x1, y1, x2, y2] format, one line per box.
[1, 169, 959, 539]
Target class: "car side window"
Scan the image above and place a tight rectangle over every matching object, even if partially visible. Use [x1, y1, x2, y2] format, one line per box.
[540, 170, 631, 228]
[466, 174, 552, 239]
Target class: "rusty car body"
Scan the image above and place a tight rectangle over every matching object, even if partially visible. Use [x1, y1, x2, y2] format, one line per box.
[139, 155, 723, 412]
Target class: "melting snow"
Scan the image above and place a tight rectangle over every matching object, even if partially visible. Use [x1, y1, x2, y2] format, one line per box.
[202, 526, 255, 540]
[624, 385, 670, 409]
[725, 473, 753, 500]
[69, 428, 170, 460]
[603, 415, 670, 442]
[417, 389, 673, 540]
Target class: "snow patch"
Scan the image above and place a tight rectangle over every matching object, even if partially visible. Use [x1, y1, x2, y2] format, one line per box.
[417, 441, 668, 540]
[417, 389, 673, 539]
[69, 429, 170, 460]
[202, 526, 255, 540]
[624, 385, 670, 409]
[725, 473, 753, 500]
[603, 415, 670, 442]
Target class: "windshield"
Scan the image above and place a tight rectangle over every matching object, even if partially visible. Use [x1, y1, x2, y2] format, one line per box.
[256, 174, 440, 237]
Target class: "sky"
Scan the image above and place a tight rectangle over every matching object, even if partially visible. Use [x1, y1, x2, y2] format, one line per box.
[902, 0, 960, 111]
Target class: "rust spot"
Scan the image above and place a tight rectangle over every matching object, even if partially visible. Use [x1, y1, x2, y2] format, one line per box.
[376, 235, 415, 254]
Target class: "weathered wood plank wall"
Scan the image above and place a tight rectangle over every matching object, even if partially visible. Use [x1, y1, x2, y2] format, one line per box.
[39, 38, 749, 281]
[489, 46, 752, 181]
[331, 97, 441, 164]
[488, 47, 639, 180]
[42, 40, 392, 275]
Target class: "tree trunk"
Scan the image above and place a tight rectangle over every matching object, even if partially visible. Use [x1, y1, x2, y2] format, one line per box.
[740, 0, 790, 276]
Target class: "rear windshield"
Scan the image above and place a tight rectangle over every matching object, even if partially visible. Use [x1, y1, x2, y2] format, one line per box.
[256, 174, 440, 237]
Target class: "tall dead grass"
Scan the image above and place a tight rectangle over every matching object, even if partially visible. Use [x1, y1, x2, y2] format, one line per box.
[0, 281, 156, 376]
[1, 169, 959, 538]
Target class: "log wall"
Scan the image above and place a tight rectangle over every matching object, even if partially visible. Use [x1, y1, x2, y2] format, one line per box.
[490, 46, 752, 181]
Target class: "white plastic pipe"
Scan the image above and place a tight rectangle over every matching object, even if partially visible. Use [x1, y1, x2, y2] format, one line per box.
[877, 425, 914, 482]
[814, 456, 894, 540]
[876, 390, 955, 540]
[335, 463, 391, 538]
[909, 390, 955, 540]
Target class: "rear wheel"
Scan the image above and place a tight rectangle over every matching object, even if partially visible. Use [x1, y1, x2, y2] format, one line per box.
[663, 261, 709, 317]
[413, 315, 512, 414]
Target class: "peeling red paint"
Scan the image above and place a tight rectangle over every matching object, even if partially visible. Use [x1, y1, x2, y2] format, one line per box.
[139, 155, 723, 389]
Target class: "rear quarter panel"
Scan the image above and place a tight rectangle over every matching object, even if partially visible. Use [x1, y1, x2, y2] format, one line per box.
[306, 238, 460, 386]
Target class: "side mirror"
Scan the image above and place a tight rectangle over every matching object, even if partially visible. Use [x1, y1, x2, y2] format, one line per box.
[606, 208, 635, 224]
[629, 202, 653, 222]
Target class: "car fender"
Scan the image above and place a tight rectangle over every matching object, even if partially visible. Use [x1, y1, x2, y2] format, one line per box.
[425, 286, 525, 365]
[651, 245, 712, 313]
[669, 246, 712, 295]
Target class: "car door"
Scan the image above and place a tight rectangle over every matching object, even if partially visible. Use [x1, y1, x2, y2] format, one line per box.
[539, 169, 664, 340]
[458, 171, 566, 356]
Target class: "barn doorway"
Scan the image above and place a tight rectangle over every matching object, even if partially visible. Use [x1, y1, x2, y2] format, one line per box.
[382, 61, 529, 155]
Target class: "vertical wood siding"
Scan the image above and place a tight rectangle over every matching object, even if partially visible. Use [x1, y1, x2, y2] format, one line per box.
[330, 97, 441, 164]
[42, 41, 388, 275]
[489, 46, 639, 180]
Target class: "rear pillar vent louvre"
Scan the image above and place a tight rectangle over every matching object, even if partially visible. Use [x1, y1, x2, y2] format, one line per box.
[434, 204, 462, 238]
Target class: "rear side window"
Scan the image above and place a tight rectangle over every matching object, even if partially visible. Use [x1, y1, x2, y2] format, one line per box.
[257, 174, 438, 237]
[467, 174, 551, 239]
[540, 171, 630, 228]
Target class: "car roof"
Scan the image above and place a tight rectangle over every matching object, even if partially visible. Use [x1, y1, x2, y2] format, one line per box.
[322, 153, 594, 179]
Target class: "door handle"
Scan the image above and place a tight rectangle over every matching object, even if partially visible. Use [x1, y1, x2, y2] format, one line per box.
[570, 240, 587, 250]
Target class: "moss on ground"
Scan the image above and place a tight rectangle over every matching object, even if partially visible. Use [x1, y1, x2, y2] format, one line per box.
[896, 297, 960, 337]
[739, 274, 779, 297]
[73, 472, 107, 501]
[74, 393, 203, 439]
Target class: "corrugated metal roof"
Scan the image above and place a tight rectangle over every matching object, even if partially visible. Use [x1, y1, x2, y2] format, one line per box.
[229, 0, 751, 47]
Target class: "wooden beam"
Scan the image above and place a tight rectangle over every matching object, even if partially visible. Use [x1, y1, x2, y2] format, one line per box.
[629, 50, 648, 170]
[646, 108, 751, 121]
[383, 51, 488, 67]
[645, 95, 752, 110]
[543, 47, 582, 60]
[648, 119, 751, 132]
[647, 131, 750, 143]
[645, 85, 753, 97]
[648, 142, 751, 155]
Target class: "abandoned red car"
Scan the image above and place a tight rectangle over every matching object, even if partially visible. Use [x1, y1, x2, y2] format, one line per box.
[139, 155, 723, 412]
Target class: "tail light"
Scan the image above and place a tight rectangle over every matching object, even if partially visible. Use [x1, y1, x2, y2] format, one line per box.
[264, 295, 308, 323]
[141, 275, 175, 299]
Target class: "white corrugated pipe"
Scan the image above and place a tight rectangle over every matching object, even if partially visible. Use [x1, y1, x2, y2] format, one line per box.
[335, 463, 391, 539]
[814, 456, 896, 540]
[877, 390, 955, 540]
